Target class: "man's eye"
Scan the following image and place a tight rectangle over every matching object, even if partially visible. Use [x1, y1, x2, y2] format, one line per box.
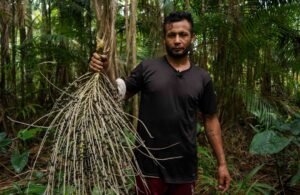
[179, 33, 188, 37]
[167, 34, 176, 37]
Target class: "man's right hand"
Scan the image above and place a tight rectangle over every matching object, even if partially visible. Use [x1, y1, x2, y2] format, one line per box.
[89, 52, 109, 73]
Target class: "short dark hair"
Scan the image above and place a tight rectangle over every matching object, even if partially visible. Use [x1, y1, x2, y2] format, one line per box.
[163, 11, 194, 36]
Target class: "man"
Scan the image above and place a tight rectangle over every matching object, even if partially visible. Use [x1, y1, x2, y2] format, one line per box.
[89, 11, 231, 195]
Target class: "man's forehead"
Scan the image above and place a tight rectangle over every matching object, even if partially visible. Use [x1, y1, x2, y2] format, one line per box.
[165, 20, 191, 32]
[165, 23, 174, 31]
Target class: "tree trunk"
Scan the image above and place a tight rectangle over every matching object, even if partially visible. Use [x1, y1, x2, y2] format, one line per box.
[199, 0, 208, 69]
[86, 0, 93, 62]
[152, 0, 164, 57]
[0, 1, 10, 101]
[17, 0, 27, 107]
[261, 48, 272, 97]
[125, 0, 130, 74]
[126, 0, 139, 128]
[39, 0, 51, 105]
[0, 1, 11, 135]
[25, 0, 34, 101]
[184, 0, 190, 10]
[11, 0, 17, 104]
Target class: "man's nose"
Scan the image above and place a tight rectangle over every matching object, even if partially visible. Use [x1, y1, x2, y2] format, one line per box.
[174, 35, 180, 43]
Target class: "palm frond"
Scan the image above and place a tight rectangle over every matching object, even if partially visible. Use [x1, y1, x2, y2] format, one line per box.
[242, 91, 280, 127]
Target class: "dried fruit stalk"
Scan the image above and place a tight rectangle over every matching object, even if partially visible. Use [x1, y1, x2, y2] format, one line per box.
[28, 38, 156, 195]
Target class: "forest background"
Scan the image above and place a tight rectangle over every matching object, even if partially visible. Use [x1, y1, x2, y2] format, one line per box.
[0, 0, 300, 194]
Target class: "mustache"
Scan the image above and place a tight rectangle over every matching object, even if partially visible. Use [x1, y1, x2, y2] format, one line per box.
[166, 43, 193, 58]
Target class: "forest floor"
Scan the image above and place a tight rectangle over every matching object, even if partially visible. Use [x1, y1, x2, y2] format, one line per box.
[0, 120, 299, 194]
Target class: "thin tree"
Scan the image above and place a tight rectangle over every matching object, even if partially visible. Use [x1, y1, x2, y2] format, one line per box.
[17, 0, 27, 107]
[11, 0, 17, 105]
[0, 1, 10, 102]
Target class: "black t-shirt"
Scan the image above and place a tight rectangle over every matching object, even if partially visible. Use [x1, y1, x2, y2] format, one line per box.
[125, 56, 217, 183]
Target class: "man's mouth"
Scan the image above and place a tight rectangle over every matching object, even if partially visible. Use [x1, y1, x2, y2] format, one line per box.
[173, 47, 184, 51]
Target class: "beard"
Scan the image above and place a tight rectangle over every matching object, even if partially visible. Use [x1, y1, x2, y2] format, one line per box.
[165, 43, 193, 59]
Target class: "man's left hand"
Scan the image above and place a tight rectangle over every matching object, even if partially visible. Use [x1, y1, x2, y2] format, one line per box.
[217, 164, 231, 193]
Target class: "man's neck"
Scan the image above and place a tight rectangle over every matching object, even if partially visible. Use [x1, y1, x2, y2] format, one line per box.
[166, 55, 190, 72]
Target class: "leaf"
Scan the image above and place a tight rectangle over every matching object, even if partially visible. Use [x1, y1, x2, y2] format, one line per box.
[293, 137, 300, 147]
[244, 164, 265, 184]
[0, 132, 11, 151]
[92, 187, 103, 195]
[289, 120, 300, 135]
[249, 124, 260, 133]
[196, 122, 204, 133]
[277, 119, 300, 135]
[236, 164, 264, 192]
[289, 164, 300, 186]
[13, 182, 22, 194]
[17, 128, 43, 140]
[277, 123, 291, 132]
[32, 171, 44, 179]
[253, 184, 275, 195]
[11, 150, 30, 173]
[250, 130, 292, 155]
[62, 185, 76, 195]
[243, 92, 279, 127]
[24, 182, 46, 195]
[253, 182, 276, 193]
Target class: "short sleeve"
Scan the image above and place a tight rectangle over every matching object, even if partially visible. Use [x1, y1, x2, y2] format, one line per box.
[124, 62, 144, 94]
[199, 80, 217, 115]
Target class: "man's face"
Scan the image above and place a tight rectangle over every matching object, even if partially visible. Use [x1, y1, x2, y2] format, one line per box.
[164, 20, 194, 58]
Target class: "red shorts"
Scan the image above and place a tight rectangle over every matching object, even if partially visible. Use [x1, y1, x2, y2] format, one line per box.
[135, 176, 195, 195]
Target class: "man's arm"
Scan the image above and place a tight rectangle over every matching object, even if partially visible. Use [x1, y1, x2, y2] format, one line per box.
[89, 53, 135, 100]
[203, 113, 231, 193]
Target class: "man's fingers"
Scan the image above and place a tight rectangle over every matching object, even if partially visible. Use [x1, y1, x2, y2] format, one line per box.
[89, 52, 108, 72]
[89, 64, 103, 72]
[91, 56, 102, 65]
[223, 176, 231, 193]
[92, 52, 100, 59]
[89, 61, 103, 72]
[218, 175, 231, 193]
[100, 54, 108, 61]
[218, 175, 224, 189]
[89, 65, 100, 72]
[92, 52, 107, 61]
[217, 165, 231, 193]
[218, 184, 225, 192]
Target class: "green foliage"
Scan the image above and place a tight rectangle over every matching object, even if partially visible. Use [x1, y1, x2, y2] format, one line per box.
[58, 185, 76, 195]
[250, 130, 292, 155]
[244, 90, 300, 189]
[24, 182, 46, 195]
[289, 163, 300, 186]
[12, 182, 23, 194]
[91, 187, 102, 195]
[91, 187, 115, 195]
[0, 132, 11, 152]
[32, 171, 45, 180]
[196, 122, 204, 134]
[17, 128, 43, 141]
[11, 150, 30, 173]
[197, 146, 218, 193]
[244, 91, 300, 155]
[197, 146, 274, 194]
[0, 182, 46, 195]
[277, 119, 300, 136]
[249, 117, 300, 156]
[243, 92, 279, 127]
[15, 104, 41, 119]
[235, 164, 275, 195]
[197, 146, 217, 175]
